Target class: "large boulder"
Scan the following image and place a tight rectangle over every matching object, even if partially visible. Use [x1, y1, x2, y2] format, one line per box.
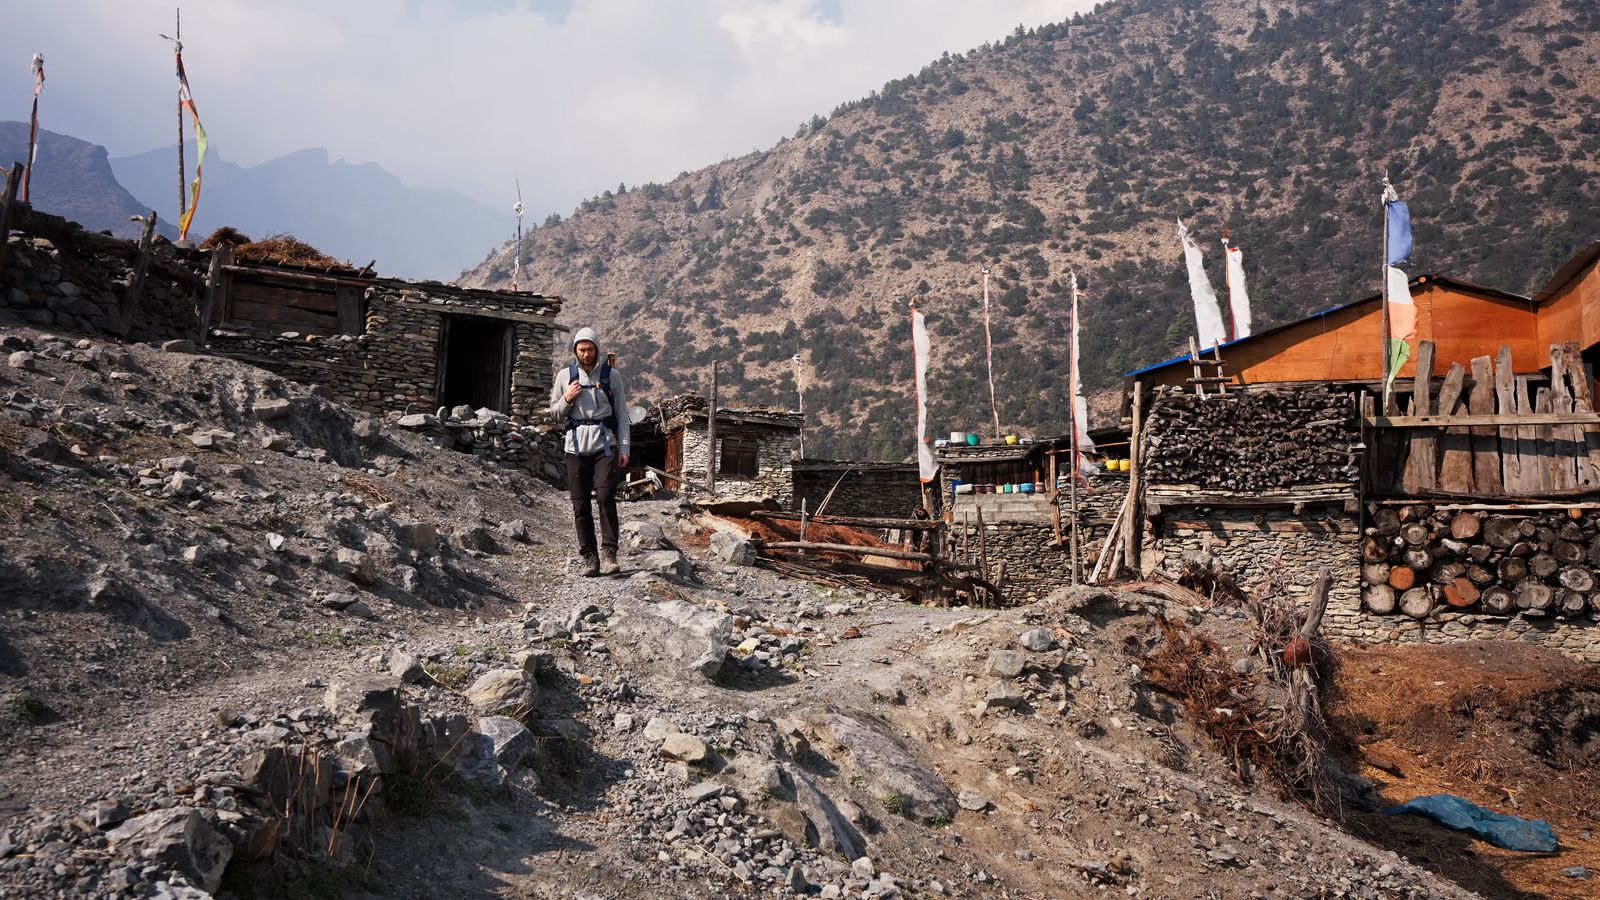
[105, 809, 232, 893]
[806, 708, 959, 824]
[465, 669, 538, 717]
[710, 531, 757, 566]
[610, 598, 733, 680]
[454, 717, 535, 788]
[639, 550, 692, 578]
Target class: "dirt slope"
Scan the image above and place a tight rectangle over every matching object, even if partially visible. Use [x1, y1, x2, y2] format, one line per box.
[0, 324, 1583, 899]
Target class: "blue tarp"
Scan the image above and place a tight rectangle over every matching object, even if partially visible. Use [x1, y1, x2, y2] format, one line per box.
[1385, 794, 1558, 852]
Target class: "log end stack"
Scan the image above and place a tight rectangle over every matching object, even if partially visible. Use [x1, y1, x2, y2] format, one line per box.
[1362, 505, 1600, 621]
[1144, 387, 1359, 491]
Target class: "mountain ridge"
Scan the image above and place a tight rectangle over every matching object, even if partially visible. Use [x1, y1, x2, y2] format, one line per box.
[110, 142, 508, 281]
[460, 0, 1600, 460]
[0, 124, 176, 240]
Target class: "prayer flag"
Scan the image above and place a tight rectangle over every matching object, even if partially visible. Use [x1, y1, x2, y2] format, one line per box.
[175, 48, 207, 241]
[1384, 181, 1412, 265]
[1222, 237, 1252, 340]
[1383, 266, 1416, 397]
[1069, 273, 1096, 480]
[912, 302, 935, 484]
[24, 53, 43, 204]
[1178, 220, 1227, 350]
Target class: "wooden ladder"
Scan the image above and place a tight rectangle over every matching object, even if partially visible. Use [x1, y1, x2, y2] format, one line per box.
[1187, 336, 1230, 397]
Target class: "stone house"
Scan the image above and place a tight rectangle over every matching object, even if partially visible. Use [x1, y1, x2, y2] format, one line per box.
[791, 460, 923, 518]
[1122, 242, 1600, 661]
[204, 258, 564, 422]
[644, 395, 801, 504]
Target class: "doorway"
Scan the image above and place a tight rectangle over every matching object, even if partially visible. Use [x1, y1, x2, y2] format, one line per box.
[438, 316, 512, 413]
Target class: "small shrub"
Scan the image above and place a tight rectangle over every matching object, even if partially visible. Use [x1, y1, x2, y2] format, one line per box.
[11, 691, 50, 724]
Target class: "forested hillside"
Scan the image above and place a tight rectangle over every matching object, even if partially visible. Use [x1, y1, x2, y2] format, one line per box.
[464, 0, 1600, 459]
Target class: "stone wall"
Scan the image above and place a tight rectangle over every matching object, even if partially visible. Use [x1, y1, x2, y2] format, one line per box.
[0, 234, 199, 343]
[791, 461, 923, 517]
[1145, 506, 1363, 618]
[949, 473, 1128, 603]
[680, 425, 798, 505]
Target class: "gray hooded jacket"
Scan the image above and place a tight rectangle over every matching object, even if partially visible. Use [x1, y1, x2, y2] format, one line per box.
[549, 327, 631, 457]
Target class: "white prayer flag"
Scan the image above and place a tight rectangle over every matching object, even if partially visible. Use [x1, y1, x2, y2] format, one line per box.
[1178, 219, 1227, 349]
[1223, 238, 1252, 339]
[911, 303, 936, 483]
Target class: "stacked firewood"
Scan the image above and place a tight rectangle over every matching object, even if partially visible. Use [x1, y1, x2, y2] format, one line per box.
[1143, 387, 1359, 490]
[1362, 505, 1600, 619]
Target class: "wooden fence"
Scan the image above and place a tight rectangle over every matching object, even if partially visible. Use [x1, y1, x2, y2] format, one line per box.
[1366, 340, 1600, 498]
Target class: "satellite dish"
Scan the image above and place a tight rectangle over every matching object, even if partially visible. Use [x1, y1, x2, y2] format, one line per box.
[628, 406, 648, 425]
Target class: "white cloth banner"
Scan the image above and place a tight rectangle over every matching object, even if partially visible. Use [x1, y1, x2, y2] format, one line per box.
[912, 304, 936, 483]
[1070, 274, 1097, 479]
[1178, 220, 1227, 349]
[1223, 240, 1252, 339]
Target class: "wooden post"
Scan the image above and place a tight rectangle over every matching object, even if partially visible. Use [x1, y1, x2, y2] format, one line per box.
[798, 498, 808, 545]
[197, 244, 228, 345]
[1069, 453, 1081, 585]
[1048, 448, 1063, 545]
[1123, 380, 1144, 574]
[0, 163, 20, 278]
[1381, 187, 1394, 414]
[976, 506, 990, 596]
[117, 212, 159, 337]
[706, 361, 719, 495]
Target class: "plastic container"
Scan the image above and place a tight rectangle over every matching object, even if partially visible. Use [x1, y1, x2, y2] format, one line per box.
[954, 483, 974, 495]
[1019, 482, 1035, 494]
[949, 431, 967, 444]
[966, 433, 981, 446]
[1004, 434, 1019, 446]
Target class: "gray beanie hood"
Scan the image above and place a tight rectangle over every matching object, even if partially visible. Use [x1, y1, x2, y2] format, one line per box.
[572, 326, 600, 358]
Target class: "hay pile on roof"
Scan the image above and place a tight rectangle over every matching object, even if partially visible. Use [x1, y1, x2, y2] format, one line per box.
[199, 226, 251, 251]
[198, 227, 346, 268]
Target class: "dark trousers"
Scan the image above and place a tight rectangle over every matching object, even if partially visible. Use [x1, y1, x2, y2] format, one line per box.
[566, 452, 619, 557]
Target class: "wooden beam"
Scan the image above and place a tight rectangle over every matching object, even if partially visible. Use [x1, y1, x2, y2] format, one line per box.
[748, 510, 940, 531]
[753, 541, 936, 563]
[1368, 413, 1600, 428]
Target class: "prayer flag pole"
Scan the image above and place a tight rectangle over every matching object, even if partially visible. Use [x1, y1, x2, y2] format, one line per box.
[1380, 175, 1393, 413]
[980, 266, 1001, 438]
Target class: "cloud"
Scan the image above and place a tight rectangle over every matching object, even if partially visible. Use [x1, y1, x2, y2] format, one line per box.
[3, 0, 1098, 222]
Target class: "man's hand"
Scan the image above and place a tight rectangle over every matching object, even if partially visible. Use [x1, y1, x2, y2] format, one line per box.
[563, 381, 584, 403]
[618, 453, 630, 469]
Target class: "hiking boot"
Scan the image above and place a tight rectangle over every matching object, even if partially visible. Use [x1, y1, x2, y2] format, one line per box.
[579, 553, 600, 577]
[599, 549, 620, 575]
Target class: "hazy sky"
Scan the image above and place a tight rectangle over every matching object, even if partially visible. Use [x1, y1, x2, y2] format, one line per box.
[3, 1, 1098, 219]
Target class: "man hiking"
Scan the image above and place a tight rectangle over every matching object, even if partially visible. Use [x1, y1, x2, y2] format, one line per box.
[550, 327, 631, 576]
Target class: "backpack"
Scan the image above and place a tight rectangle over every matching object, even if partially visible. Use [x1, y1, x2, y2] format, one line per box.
[567, 362, 618, 433]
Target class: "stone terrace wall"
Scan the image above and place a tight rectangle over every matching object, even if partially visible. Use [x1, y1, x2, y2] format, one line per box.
[0, 234, 199, 343]
[1146, 507, 1362, 621]
[792, 461, 923, 517]
[681, 425, 797, 505]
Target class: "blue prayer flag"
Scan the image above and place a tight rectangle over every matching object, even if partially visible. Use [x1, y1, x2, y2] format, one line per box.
[1386, 199, 1412, 265]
